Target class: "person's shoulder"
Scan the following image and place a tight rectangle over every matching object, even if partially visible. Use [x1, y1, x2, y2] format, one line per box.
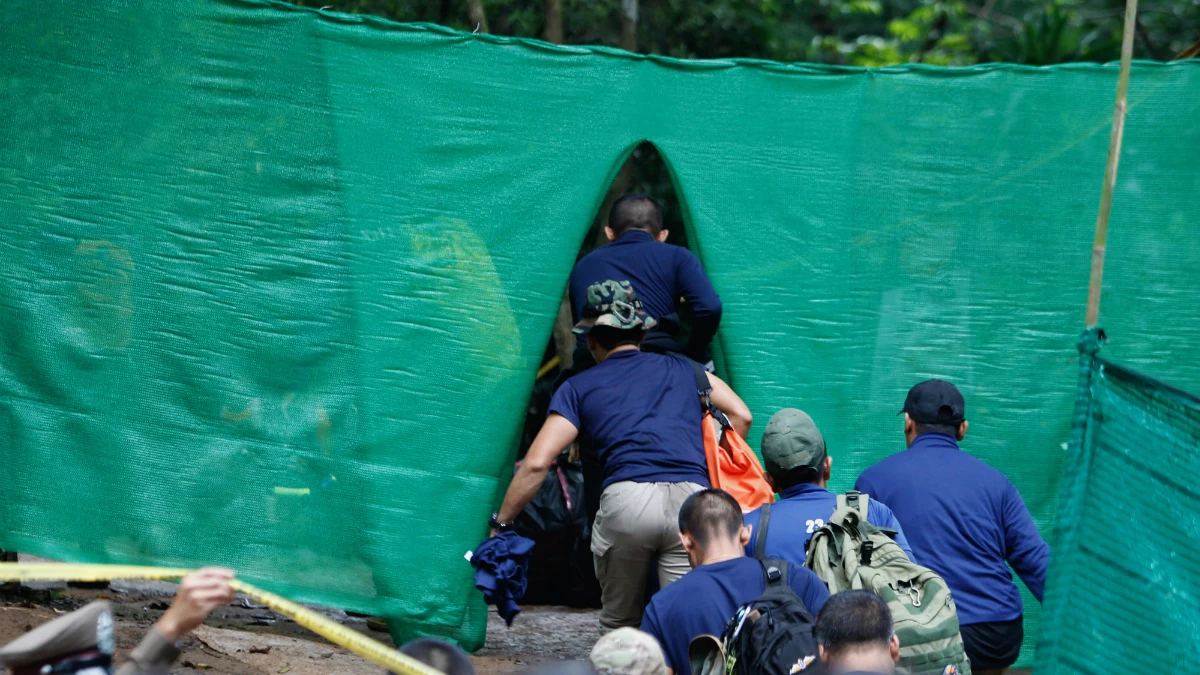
[640, 350, 695, 374]
[784, 560, 821, 586]
[865, 495, 897, 518]
[551, 377, 580, 398]
[744, 505, 763, 525]
[647, 566, 706, 614]
[666, 243, 704, 267]
[857, 453, 902, 483]
[570, 243, 617, 277]
[952, 449, 1014, 489]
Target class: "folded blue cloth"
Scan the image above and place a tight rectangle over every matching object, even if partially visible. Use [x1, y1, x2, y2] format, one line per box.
[471, 531, 536, 626]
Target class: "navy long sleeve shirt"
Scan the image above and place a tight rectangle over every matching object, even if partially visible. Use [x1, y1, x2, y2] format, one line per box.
[569, 230, 722, 360]
[855, 433, 1050, 625]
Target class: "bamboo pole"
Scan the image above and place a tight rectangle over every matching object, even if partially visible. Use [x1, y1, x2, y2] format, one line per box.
[1085, 0, 1139, 327]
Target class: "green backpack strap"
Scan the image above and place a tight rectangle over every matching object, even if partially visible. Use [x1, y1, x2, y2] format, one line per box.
[753, 503, 772, 560]
[843, 490, 869, 519]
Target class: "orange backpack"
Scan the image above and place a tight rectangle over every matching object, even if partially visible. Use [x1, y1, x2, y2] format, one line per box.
[689, 360, 775, 512]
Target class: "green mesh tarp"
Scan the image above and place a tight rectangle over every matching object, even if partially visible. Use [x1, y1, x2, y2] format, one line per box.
[1037, 331, 1200, 673]
[2, 0, 1199, 658]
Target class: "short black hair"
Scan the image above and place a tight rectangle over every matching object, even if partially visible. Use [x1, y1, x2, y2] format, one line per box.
[814, 590, 893, 657]
[609, 193, 664, 237]
[399, 638, 475, 675]
[769, 464, 824, 491]
[678, 489, 743, 547]
[915, 422, 961, 437]
[588, 325, 646, 351]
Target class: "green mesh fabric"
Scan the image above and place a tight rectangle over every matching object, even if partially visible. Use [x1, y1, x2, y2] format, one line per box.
[2, 0, 1199, 658]
[1037, 331, 1200, 673]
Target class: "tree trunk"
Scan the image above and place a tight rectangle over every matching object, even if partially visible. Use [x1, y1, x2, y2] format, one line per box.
[467, 0, 489, 33]
[543, 0, 563, 44]
[620, 0, 638, 52]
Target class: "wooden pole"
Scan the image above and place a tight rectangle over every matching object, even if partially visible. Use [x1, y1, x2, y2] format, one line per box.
[1085, 0, 1139, 327]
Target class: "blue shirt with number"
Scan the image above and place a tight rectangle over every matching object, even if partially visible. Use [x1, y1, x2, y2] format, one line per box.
[743, 483, 916, 563]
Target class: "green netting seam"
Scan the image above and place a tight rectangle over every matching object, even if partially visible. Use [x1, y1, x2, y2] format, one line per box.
[1034, 327, 1104, 674]
[226, 0, 1200, 76]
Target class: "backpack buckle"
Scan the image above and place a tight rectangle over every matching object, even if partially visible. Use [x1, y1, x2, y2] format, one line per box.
[765, 566, 782, 583]
[859, 540, 874, 565]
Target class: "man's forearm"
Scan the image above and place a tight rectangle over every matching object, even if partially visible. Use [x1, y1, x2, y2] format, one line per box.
[115, 627, 180, 675]
[686, 312, 721, 361]
[497, 463, 552, 524]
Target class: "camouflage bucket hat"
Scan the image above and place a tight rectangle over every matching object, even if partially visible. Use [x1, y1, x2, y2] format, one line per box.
[573, 280, 659, 334]
[590, 627, 668, 675]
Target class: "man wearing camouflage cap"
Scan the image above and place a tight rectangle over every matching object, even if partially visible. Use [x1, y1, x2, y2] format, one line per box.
[0, 568, 234, 675]
[589, 627, 668, 675]
[742, 409, 914, 564]
[492, 280, 751, 631]
[567, 194, 722, 366]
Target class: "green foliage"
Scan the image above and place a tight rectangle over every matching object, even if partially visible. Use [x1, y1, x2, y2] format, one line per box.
[291, 0, 1199, 67]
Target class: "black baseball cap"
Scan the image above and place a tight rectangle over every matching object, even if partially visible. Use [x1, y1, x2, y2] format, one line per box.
[900, 380, 965, 425]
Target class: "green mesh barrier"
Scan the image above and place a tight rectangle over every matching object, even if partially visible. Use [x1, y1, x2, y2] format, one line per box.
[1, 0, 1199, 658]
[1036, 330, 1200, 673]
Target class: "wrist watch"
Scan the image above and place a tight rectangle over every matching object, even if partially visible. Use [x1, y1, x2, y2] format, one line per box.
[488, 513, 514, 532]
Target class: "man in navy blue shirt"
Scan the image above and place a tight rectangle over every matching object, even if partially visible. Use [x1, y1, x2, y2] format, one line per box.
[814, 590, 901, 674]
[641, 489, 829, 675]
[568, 194, 722, 364]
[743, 408, 914, 562]
[856, 380, 1050, 675]
[493, 281, 751, 630]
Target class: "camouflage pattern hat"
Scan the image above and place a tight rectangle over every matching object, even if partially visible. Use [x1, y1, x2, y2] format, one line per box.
[573, 280, 658, 334]
[590, 628, 668, 675]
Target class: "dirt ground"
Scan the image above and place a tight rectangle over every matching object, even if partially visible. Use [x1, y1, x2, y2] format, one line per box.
[0, 573, 598, 675]
[0, 568, 1031, 675]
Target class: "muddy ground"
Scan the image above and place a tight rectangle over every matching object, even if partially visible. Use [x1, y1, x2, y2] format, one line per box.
[0, 574, 597, 675]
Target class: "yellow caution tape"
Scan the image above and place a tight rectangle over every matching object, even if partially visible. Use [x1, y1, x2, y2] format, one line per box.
[536, 355, 560, 380]
[272, 487, 311, 496]
[0, 563, 442, 675]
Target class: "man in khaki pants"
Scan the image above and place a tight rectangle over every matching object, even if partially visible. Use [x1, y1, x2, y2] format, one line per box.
[491, 280, 751, 630]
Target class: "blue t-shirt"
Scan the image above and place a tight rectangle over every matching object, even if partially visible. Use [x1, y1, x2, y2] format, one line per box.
[569, 230, 722, 358]
[856, 433, 1050, 625]
[548, 350, 709, 490]
[743, 483, 916, 562]
[640, 557, 829, 675]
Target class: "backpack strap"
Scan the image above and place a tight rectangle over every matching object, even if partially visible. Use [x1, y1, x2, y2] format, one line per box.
[752, 503, 772, 560]
[688, 357, 712, 396]
[759, 558, 788, 587]
[687, 357, 735, 429]
[842, 490, 869, 519]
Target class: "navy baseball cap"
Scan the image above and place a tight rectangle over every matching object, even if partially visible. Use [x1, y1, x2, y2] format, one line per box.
[900, 380, 965, 425]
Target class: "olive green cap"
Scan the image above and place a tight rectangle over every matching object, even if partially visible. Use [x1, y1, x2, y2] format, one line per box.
[760, 408, 826, 475]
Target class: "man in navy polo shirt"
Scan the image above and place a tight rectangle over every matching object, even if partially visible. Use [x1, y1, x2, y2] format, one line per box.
[743, 408, 914, 562]
[492, 281, 751, 630]
[856, 380, 1050, 675]
[641, 489, 829, 675]
[569, 194, 722, 365]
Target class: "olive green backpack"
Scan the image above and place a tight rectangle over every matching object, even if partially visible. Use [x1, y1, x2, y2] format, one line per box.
[804, 491, 972, 675]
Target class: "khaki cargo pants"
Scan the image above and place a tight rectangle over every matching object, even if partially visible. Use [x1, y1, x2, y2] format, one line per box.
[591, 480, 705, 631]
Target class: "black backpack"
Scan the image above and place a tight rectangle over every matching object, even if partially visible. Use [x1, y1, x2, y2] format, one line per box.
[721, 560, 820, 675]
